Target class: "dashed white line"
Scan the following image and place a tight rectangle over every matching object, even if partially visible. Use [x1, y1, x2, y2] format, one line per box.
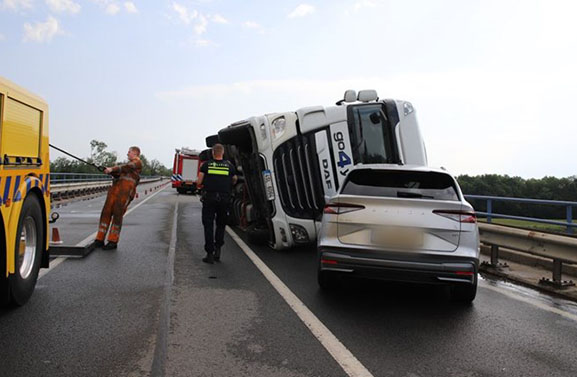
[226, 227, 374, 377]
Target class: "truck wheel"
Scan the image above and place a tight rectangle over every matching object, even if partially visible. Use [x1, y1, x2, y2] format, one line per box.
[176, 188, 186, 194]
[9, 195, 44, 306]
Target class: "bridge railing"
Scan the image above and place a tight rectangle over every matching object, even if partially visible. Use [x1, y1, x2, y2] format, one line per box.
[50, 172, 163, 184]
[465, 195, 577, 235]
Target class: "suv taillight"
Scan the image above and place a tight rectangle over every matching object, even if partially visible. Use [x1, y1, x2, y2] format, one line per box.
[433, 210, 477, 223]
[324, 203, 365, 215]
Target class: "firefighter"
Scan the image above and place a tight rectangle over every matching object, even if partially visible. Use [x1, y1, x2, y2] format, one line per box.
[94, 146, 143, 250]
[197, 143, 237, 263]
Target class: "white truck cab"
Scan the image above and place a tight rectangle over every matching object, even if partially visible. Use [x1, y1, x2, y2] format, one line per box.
[216, 90, 427, 249]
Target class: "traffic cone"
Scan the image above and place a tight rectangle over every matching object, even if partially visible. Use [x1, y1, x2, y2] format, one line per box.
[51, 227, 63, 245]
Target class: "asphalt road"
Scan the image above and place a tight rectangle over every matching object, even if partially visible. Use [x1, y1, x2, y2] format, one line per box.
[1, 188, 577, 377]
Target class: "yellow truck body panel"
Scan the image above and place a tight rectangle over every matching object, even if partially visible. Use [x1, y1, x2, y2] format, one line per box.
[0, 76, 50, 279]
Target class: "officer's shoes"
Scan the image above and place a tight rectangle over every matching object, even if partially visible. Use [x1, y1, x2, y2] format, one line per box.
[214, 247, 221, 262]
[94, 240, 105, 248]
[103, 242, 118, 250]
[202, 253, 214, 264]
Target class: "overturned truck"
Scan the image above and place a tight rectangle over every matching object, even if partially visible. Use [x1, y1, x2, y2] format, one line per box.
[209, 90, 428, 250]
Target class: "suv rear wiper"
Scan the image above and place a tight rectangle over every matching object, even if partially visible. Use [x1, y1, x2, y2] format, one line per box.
[397, 191, 434, 199]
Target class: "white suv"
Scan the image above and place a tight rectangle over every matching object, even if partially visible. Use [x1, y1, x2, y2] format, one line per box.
[317, 164, 480, 302]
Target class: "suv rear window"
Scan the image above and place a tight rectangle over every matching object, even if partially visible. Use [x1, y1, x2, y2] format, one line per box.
[341, 169, 460, 201]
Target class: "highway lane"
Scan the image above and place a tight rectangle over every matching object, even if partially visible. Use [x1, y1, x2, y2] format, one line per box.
[2, 190, 577, 376]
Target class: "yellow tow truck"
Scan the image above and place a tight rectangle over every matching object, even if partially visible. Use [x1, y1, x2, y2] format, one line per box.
[0, 76, 51, 306]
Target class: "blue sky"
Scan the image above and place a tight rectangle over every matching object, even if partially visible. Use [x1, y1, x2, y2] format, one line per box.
[1, 0, 576, 178]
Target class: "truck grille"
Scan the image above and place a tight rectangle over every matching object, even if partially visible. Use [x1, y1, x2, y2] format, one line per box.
[272, 133, 325, 219]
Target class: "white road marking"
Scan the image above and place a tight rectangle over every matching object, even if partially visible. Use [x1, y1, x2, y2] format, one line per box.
[480, 280, 577, 322]
[39, 183, 169, 280]
[226, 227, 374, 377]
[38, 257, 66, 279]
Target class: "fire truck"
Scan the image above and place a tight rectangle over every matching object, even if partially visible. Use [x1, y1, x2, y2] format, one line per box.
[1, 76, 51, 306]
[172, 147, 201, 194]
[210, 89, 428, 249]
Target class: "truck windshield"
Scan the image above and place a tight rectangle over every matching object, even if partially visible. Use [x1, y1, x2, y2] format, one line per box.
[349, 104, 396, 164]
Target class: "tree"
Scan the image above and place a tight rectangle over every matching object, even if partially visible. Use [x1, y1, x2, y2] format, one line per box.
[88, 139, 117, 168]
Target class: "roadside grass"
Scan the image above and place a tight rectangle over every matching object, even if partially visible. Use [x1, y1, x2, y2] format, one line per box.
[478, 217, 575, 234]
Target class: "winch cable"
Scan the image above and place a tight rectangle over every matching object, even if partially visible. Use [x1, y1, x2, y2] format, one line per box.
[49, 144, 106, 172]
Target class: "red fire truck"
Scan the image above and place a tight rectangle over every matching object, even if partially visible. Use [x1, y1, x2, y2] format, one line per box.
[172, 148, 201, 194]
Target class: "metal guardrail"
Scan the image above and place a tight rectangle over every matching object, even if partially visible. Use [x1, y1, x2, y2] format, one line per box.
[465, 194, 577, 235]
[479, 222, 577, 288]
[50, 172, 163, 183]
[50, 176, 166, 202]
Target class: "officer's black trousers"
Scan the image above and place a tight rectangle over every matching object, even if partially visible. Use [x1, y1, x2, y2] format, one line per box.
[201, 193, 230, 254]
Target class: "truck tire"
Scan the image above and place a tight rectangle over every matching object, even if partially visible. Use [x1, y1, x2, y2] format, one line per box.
[9, 195, 44, 306]
[176, 188, 186, 195]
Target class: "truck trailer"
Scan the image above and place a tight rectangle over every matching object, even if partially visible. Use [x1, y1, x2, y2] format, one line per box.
[212, 89, 428, 250]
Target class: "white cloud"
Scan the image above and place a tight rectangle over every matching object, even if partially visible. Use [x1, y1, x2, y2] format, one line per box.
[288, 4, 315, 18]
[2, 0, 33, 11]
[211, 14, 227, 24]
[194, 14, 207, 35]
[23, 16, 61, 43]
[124, 1, 137, 13]
[0, 33, 5, 41]
[243, 21, 263, 30]
[194, 38, 211, 47]
[105, 2, 120, 15]
[172, 2, 197, 24]
[46, 0, 80, 14]
[353, 0, 384, 11]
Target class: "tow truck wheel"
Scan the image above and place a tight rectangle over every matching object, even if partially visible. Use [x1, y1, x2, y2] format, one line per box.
[9, 195, 44, 306]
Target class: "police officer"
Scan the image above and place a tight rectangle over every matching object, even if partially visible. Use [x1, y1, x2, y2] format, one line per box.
[197, 143, 237, 264]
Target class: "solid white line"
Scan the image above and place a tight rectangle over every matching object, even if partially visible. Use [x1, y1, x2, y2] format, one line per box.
[38, 257, 66, 279]
[479, 280, 577, 322]
[39, 183, 170, 280]
[226, 227, 374, 377]
[76, 184, 169, 247]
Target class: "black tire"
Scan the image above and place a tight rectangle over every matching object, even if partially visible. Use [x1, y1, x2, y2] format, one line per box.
[318, 270, 337, 290]
[450, 279, 477, 303]
[9, 194, 44, 306]
[176, 188, 186, 194]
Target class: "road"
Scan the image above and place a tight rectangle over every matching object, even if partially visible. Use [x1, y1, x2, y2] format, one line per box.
[1, 187, 577, 377]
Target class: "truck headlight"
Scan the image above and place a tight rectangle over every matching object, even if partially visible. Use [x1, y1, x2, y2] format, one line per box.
[271, 117, 286, 141]
[289, 224, 309, 243]
[403, 102, 414, 116]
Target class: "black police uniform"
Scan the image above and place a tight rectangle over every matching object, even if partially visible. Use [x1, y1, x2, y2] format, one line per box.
[200, 159, 237, 262]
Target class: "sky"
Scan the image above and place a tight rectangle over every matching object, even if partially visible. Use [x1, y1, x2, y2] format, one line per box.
[1, 0, 576, 178]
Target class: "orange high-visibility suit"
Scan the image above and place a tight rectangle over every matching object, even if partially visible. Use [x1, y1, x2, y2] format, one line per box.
[96, 158, 142, 244]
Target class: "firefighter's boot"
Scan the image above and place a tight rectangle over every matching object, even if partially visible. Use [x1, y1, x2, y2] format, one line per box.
[103, 242, 118, 250]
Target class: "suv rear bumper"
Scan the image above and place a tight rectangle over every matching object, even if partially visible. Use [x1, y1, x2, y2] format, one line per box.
[319, 248, 478, 285]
